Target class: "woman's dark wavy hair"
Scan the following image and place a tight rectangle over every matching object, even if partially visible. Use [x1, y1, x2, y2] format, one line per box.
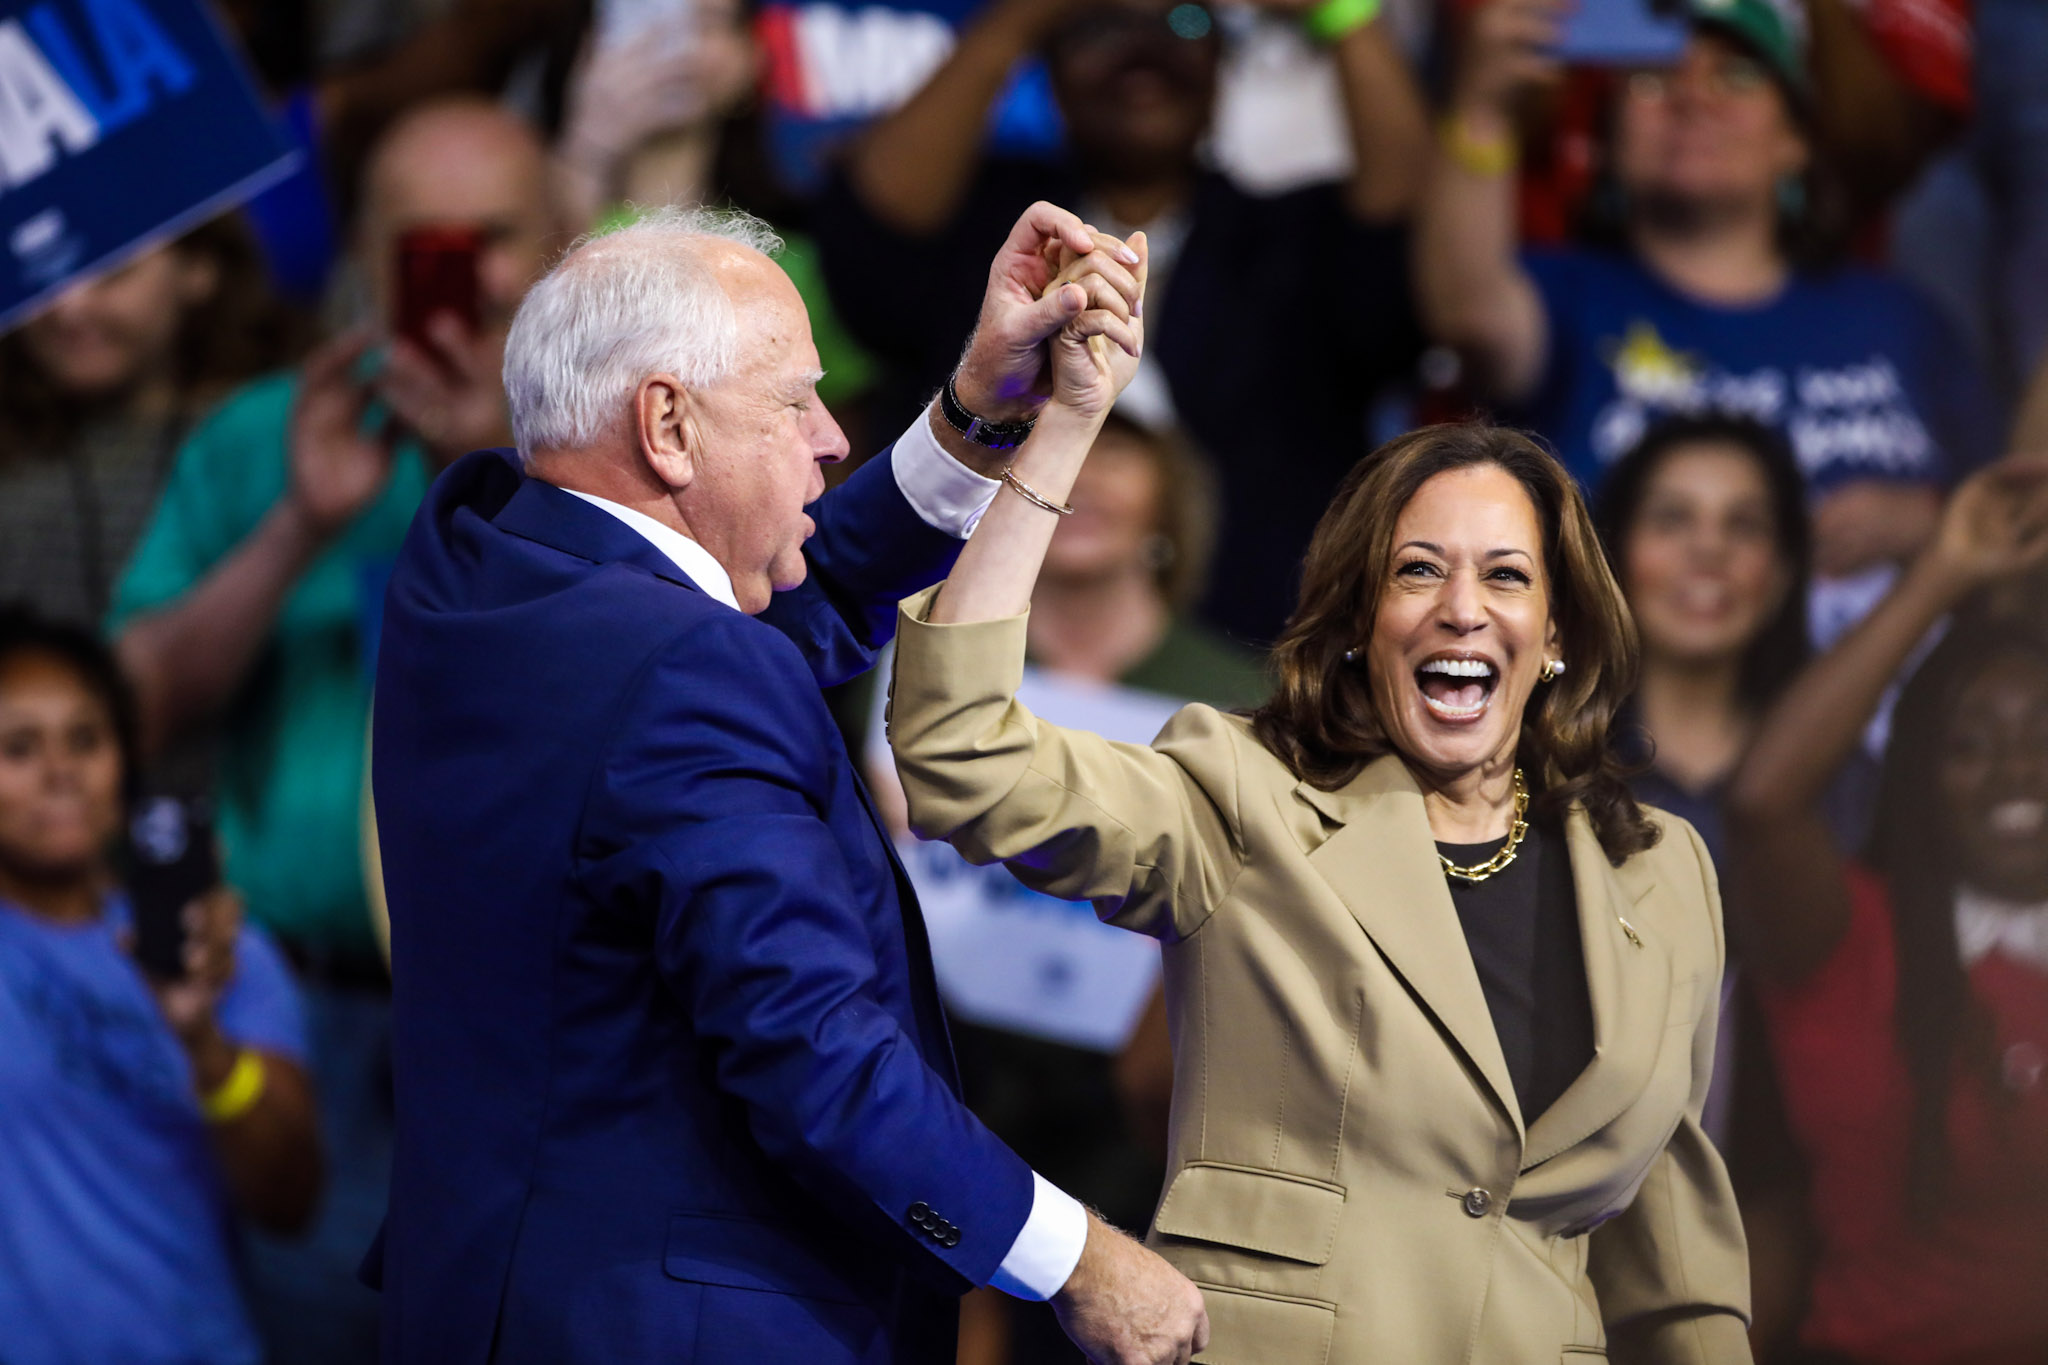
[0, 214, 306, 456]
[0, 603, 140, 809]
[1595, 412, 1812, 709]
[1867, 619, 2048, 1218]
[1252, 424, 1659, 865]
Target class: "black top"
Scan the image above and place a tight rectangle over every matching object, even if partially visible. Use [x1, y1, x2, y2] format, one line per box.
[1436, 819, 1594, 1124]
[816, 159, 1425, 645]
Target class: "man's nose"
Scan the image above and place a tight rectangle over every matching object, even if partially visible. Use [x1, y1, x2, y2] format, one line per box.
[812, 402, 851, 465]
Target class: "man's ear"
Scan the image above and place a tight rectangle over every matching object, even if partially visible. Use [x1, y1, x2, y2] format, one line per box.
[637, 375, 695, 490]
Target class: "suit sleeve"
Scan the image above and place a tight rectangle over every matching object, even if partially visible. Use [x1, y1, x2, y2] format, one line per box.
[760, 441, 968, 689]
[578, 612, 1035, 1292]
[887, 586, 1244, 942]
[1589, 821, 1754, 1365]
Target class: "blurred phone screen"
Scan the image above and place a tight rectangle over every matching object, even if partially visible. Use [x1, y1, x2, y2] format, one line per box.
[1554, 0, 1688, 64]
[127, 796, 218, 981]
[394, 225, 482, 350]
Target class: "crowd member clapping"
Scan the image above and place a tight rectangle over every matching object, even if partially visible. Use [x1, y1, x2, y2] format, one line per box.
[0, 219, 301, 627]
[1418, 0, 1997, 605]
[0, 607, 320, 1365]
[819, 0, 1431, 643]
[106, 99, 567, 1363]
[1727, 457, 2048, 1365]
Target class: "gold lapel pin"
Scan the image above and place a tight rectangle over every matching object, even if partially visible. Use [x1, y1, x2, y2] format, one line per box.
[1617, 915, 1643, 949]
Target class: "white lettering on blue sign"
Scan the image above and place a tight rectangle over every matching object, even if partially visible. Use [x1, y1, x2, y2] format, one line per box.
[0, 0, 195, 192]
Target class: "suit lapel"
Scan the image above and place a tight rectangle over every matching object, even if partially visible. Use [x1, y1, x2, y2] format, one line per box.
[1521, 811, 1674, 1168]
[1298, 756, 1527, 1143]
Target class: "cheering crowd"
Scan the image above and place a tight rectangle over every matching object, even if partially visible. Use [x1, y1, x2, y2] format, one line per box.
[2, 0, 2045, 1361]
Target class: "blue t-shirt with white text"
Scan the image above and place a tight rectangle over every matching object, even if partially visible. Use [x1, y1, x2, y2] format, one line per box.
[1514, 249, 1997, 497]
[0, 895, 306, 1365]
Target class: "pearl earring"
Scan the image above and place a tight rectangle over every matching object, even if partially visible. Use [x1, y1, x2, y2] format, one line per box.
[1343, 648, 1361, 663]
[1540, 659, 1566, 682]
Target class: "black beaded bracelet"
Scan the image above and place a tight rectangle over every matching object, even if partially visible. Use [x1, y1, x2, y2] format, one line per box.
[938, 373, 1037, 451]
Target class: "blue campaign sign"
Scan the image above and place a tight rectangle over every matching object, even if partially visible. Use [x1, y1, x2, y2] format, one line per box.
[0, 0, 295, 331]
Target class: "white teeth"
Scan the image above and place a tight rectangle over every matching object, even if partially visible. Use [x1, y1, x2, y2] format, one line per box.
[1990, 801, 2046, 837]
[1419, 658, 1496, 678]
[1422, 693, 1488, 720]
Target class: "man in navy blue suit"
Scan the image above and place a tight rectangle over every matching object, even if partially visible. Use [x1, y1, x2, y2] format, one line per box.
[367, 201, 1208, 1364]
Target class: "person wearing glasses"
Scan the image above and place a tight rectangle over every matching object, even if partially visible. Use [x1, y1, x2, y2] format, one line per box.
[818, 0, 1431, 646]
[1417, 0, 1995, 639]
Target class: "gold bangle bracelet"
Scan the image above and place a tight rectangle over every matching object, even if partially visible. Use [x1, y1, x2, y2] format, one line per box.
[1439, 113, 1517, 178]
[198, 1048, 267, 1124]
[1000, 466, 1074, 517]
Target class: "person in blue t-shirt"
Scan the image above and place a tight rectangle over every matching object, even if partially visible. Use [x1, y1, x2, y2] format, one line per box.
[1416, 0, 1998, 611]
[0, 606, 321, 1365]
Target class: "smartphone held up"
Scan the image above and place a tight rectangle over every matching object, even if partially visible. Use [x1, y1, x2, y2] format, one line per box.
[1553, 0, 1688, 64]
[394, 224, 483, 351]
[126, 795, 218, 981]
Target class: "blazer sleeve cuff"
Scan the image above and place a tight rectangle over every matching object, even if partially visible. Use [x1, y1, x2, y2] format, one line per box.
[891, 408, 1001, 539]
[988, 1173, 1088, 1301]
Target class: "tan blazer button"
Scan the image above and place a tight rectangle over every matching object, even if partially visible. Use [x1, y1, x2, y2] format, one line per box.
[1461, 1188, 1492, 1218]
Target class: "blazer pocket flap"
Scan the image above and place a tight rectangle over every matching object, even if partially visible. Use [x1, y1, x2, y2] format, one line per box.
[1154, 1163, 1345, 1265]
[1191, 1283, 1337, 1364]
[663, 1213, 874, 1304]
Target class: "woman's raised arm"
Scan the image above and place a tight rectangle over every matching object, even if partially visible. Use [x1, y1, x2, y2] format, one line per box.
[1726, 458, 2048, 983]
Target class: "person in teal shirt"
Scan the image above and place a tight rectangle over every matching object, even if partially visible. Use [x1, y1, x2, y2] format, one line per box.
[110, 98, 569, 1365]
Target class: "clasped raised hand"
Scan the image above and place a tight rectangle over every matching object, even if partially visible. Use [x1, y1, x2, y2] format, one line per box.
[953, 202, 1147, 423]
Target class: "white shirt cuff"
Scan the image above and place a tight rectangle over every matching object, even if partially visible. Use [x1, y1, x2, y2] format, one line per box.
[988, 1172, 1089, 1301]
[890, 406, 1001, 539]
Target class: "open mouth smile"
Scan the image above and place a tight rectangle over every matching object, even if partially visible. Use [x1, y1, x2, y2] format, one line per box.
[1415, 654, 1499, 724]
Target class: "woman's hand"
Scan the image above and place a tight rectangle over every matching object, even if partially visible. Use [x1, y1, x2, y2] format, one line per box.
[1042, 230, 1148, 423]
[1452, 0, 1568, 120]
[1924, 454, 2048, 596]
[127, 885, 245, 1095]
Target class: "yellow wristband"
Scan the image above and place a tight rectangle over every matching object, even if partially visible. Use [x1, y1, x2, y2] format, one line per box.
[1439, 113, 1518, 178]
[198, 1049, 266, 1124]
[1303, 0, 1381, 44]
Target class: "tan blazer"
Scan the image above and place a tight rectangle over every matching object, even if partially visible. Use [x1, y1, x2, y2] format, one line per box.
[888, 590, 1751, 1365]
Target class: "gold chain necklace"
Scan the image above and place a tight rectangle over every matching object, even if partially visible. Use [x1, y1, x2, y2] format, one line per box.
[1439, 769, 1530, 884]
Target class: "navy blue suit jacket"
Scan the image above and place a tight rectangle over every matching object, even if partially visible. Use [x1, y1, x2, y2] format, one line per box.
[368, 445, 1035, 1364]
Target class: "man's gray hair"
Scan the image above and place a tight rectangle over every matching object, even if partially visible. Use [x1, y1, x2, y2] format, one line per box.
[502, 205, 784, 459]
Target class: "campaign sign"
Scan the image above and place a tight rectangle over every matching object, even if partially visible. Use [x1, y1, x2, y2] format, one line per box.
[0, 0, 295, 331]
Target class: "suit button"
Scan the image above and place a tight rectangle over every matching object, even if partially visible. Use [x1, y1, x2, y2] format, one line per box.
[908, 1202, 932, 1227]
[941, 1228, 960, 1248]
[1462, 1188, 1492, 1218]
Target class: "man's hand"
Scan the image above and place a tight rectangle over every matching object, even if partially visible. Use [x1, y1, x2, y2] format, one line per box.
[378, 314, 516, 467]
[1051, 1214, 1209, 1365]
[287, 329, 399, 544]
[953, 202, 1145, 424]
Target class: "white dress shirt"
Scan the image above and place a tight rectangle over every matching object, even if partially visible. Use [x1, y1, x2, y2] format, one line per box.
[558, 410, 1086, 1301]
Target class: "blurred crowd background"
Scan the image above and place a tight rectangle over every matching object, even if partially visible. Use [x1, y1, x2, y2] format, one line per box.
[3, 0, 2046, 1362]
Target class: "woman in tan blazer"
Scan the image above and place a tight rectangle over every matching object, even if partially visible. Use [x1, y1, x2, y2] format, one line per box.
[886, 234, 1750, 1363]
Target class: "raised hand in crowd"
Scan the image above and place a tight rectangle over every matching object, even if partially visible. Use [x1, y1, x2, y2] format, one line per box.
[1728, 453, 2048, 980]
[1417, 0, 1567, 400]
[131, 883, 325, 1235]
[377, 314, 517, 466]
[284, 328, 399, 543]
[552, 2, 758, 226]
